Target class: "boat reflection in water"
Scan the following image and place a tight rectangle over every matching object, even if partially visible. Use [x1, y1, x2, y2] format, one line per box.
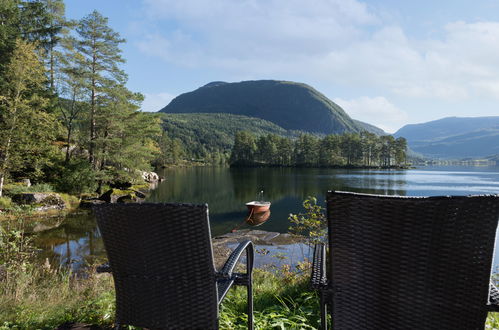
[246, 209, 271, 226]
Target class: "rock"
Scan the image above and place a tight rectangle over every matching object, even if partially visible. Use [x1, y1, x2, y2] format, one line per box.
[133, 190, 146, 199]
[98, 189, 113, 203]
[79, 199, 106, 209]
[116, 194, 133, 203]
[141, 171, 160, 183]
[212, 229, 305, 269]
[12, 193, 66, 210]
[98, 189, 142, 204]
[22, 178, 31, 187]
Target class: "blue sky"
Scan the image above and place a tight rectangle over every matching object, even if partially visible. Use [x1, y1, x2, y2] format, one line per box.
[65, 0, 499, 133]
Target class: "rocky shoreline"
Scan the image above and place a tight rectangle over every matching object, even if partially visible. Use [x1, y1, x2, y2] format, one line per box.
[212, 229, 308, 270]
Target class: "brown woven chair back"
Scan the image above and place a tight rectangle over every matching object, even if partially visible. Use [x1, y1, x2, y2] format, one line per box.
[327, 191, 499, 330]
[94, 203, 218, 329]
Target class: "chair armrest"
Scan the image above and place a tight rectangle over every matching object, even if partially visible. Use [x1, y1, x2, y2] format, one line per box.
[96, 263, 112, 273]
[219, 240, 254, 279]
[488, 281, 499, 312]
[311, 243, 327, 290]
[216, 240, 254, 303]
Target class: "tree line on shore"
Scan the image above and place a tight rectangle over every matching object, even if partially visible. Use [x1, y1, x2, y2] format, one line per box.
[0, 0, 164, 197]
[230, 131, 408, 167]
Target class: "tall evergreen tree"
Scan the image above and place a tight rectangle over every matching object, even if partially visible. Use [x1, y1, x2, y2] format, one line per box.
[319, 134, 343, 166]
[230, 131, 257, 165]
[394, 137, 407, 166]
[40, 0, 71, 91]
[75, 10, 126, 167]
[57, 36, 87, 162]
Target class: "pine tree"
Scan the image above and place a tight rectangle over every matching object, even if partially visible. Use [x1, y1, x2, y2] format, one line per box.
[230, 131, 257, 165]
[75, 10, 126, 167]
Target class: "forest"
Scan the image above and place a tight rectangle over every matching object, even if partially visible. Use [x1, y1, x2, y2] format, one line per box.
[0, 0, 163, 197]
[230, 131, 408, 167]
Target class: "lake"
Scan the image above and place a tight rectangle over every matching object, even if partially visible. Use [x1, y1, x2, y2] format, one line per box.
[33, 165, 499, 271]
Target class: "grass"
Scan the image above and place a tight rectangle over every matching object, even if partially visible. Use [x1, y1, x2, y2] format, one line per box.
[0, 263, 321, 329]
[1, 219, 499, 329]
[0, 266, 115, 329]
[2, 183, 55, 196]
[1, 260, 497, 329]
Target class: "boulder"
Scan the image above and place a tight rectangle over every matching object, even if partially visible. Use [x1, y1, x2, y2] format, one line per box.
[98, 189, 113, 203]
[116, 194, 133, 203]
[133, 190, 146, 199]
[141, 171, 160, 183]
[79, 199, 106, 209]
[12, 193, 66, 210]
[98, 189, 143, 204]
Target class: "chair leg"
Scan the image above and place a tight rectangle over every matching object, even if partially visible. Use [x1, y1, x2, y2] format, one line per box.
[248, 281, 254, 330]
[320, 291, 328, 330]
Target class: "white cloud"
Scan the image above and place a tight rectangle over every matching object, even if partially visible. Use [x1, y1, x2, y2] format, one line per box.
[142, 92, 176, 112]
[138, 0, 378, 69]
[136, 0, 499, 105]
[333, 96, 408, 133]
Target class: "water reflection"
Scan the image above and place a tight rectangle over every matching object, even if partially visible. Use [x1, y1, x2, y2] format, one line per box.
[32, 165, 499, 270]
[148, 167, 413, 235]
[34, 212, 106, 271]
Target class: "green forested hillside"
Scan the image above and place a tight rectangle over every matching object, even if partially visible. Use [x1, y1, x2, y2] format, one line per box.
[160, 80, 367, 135]
[159, 113, 297, 159]
[353, 120, 386, 135]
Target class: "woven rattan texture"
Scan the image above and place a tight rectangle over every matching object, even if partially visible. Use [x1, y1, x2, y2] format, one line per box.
[94, 203, 218, 329]
[326, 191, 499, 330]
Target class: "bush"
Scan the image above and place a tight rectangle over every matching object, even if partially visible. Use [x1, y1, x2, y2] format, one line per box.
[288, 196, 326, 245]
[54, 159, 97, 195]
[0, 197, 13, 210]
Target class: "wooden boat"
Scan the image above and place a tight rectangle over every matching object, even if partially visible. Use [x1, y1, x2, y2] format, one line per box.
[245, 201, 271, 213]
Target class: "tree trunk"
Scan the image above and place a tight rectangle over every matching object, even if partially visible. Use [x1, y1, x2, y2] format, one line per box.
[0, 173, 4, 198]
[89, 50, 97, 167]
[65, 124, 72, 163]
[89, 83, 96, 166]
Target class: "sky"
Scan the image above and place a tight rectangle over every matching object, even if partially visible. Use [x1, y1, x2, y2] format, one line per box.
[65, 0, 499, 133]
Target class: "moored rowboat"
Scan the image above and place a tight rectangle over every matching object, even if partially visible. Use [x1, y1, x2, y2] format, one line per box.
[245, 201, 271, 213]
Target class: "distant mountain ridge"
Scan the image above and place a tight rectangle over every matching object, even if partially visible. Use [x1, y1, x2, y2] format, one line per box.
[160, 80, 385, 136]
[394, 116, 499, 158]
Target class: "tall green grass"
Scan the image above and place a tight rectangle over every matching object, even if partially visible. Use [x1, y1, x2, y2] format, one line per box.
[1, 217, 499, 329]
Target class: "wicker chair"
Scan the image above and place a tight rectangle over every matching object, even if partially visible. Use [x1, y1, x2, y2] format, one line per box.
[311, 191, 499, 330]
[93, 203, 254, 330]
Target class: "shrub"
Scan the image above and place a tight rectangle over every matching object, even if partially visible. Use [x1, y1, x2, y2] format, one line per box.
[288, 196, 326, 245]
[0, 197, 13, 210]
[54, 159, 97, 195]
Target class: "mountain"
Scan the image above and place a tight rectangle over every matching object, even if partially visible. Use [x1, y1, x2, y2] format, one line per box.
[160, 80, 384, 135]
[394, 117, 499, 158]
[353, 120, 386, 136]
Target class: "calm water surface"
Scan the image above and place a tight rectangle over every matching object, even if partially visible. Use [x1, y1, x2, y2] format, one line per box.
[33, 166, 499, 271]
